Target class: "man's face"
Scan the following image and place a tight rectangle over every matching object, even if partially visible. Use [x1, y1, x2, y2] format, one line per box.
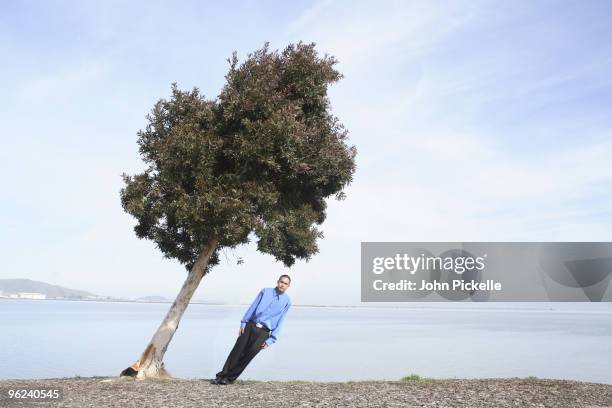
[276, 277, 291, 293]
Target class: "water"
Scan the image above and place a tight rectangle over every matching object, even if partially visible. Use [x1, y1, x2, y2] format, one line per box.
[1, 299, 611, 384]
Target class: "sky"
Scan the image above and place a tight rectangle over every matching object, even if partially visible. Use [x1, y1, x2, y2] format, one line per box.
[1, 0, 612, 305]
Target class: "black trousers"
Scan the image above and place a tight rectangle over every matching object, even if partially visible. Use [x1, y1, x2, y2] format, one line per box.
[216, 321, 270, 381]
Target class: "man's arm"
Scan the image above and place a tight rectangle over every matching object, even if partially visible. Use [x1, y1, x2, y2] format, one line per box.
[264, 301, 291, 347]
[240, 289, 264, 329]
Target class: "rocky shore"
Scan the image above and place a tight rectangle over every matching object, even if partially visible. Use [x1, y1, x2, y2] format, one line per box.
[1, 376, 610, 407]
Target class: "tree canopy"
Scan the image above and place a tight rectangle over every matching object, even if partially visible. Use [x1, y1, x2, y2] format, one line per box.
[120, 42, 357, 272]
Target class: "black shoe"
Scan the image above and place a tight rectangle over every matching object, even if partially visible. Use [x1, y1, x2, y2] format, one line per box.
[210, 377, 231, 385]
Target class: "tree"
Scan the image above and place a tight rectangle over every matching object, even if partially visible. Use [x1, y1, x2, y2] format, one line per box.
[119, 42, 356, 379]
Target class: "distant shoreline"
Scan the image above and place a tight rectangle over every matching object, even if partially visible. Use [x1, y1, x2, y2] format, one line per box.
[0, 297, 398, 307]
[2, 297, 612, 311]
[0, 297, 220, 305]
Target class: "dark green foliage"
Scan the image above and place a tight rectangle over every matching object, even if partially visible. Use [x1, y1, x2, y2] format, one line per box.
[120, 42, 356, 272]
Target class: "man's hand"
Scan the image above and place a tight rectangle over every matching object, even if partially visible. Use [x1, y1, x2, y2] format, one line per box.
[260, 342, 268, 349]
[238, 327, 244, 336]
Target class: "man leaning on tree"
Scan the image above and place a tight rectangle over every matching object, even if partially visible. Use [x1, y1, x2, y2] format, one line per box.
[211, 275, 292, 385]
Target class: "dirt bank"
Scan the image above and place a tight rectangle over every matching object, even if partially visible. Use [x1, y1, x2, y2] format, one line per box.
[1, 377, 610, 407]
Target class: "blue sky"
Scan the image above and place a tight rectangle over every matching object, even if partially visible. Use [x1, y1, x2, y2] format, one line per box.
[1, 0, 612, 304]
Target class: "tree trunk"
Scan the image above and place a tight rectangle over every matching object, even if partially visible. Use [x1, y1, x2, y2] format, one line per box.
[120, 239, 218, 379]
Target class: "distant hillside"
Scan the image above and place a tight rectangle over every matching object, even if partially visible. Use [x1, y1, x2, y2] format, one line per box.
[135, 296, 170, 303]
[0, 279, 98, 298]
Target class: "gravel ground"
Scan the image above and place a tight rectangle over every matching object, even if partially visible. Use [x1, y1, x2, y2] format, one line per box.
[0, 377, 611, 408]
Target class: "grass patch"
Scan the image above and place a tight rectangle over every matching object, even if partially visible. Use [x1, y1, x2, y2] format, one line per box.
[401, 374, 429, 382]
[235, 377, 440, 384]
[237, 379, 316, 384]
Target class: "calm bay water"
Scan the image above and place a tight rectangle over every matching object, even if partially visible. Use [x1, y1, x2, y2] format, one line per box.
[1, 299, 611, 384]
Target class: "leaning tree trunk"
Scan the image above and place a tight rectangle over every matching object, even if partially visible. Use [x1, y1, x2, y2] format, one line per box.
[120, 239, 218, 379]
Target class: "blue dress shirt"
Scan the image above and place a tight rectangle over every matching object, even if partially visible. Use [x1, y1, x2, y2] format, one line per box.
[240, 287, 291, 346]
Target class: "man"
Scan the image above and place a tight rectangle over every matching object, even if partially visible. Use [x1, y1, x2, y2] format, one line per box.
[211, 275, 292, 385]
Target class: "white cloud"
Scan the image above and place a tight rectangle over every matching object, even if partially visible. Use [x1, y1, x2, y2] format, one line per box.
[286, 0, 480, 67]
[17, 61, 110, 105]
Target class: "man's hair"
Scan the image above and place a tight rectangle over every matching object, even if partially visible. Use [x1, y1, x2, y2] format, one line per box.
[279, 274, 291, 283]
